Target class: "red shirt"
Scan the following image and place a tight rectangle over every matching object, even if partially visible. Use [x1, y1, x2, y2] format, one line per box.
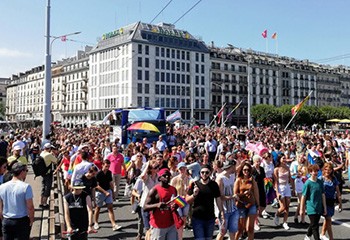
[61, 157, 70, 171]
[107, 153, 124, 175]
[150, 184, 176, 228]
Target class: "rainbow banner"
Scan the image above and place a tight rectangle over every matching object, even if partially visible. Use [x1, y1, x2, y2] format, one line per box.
[173, 195, 188, 208]
[291, 94, 310, 115]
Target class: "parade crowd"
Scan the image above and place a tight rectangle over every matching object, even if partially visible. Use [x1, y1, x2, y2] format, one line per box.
[0, 124, 348, 240]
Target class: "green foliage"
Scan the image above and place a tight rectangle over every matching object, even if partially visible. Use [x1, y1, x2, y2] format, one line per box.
[251, 104, 350, 126]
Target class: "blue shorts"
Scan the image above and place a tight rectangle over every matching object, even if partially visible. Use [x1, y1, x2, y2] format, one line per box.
[238, 205, 257, 218]
[95, 189, 113, 207]
[325, 206, 335, 217]
[219, 210, 239, 233]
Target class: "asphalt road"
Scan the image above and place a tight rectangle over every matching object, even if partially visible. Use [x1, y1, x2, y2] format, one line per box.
[87, 178, 350, 240]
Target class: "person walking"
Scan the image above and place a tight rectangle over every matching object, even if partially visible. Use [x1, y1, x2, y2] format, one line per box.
[273, 154, 294, 230]
[300, 164, 327, 240]
[234, 162, 259, 240]
[93, 159, 122, 231]
[215, 160, 239, 240]
[40, 143, 58, 208]
[64, 181, 94, 240]
[186, 164, 225, 240]
[144, 168, 178, 240]
[106, 145, 126, 200]
[319, 162, 342, 240]
[0, 162, 34, 240]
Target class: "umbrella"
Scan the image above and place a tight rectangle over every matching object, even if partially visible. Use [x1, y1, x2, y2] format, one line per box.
[326, 119, 341, 123]
[127, 122, 160, 132]
[338, 119, 350, 124]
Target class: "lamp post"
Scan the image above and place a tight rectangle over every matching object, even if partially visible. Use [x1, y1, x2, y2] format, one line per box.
[43, 0, 81, 139]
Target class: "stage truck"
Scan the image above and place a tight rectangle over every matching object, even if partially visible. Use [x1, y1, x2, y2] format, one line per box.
[103, 107, 166, 145]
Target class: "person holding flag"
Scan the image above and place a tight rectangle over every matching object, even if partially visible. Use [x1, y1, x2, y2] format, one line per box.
[285, 91, 313, 130]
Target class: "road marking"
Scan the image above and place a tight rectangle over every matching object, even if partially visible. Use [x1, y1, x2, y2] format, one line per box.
[332, 218, 350, 228]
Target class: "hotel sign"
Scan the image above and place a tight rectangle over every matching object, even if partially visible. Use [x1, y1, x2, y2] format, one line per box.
[102, 28, 124, 40]
[151, 27, 190, 39]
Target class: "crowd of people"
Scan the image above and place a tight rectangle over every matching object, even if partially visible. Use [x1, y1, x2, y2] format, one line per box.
[0, 124, 348, 240]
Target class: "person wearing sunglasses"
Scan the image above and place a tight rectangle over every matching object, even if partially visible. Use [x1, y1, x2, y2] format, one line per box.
[144, 168, 178, 240]
[186, 164, 225, 240]
[234, 162, 259, 240]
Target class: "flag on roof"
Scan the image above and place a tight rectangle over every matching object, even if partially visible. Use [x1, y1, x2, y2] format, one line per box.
[262, 29, 267, 38]
[272, 32, 277, 39]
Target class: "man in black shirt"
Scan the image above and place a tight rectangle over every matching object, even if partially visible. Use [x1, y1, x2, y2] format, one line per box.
[0, 136, 8, 158]
[94, 159, 122, 231]
[64, 181, 94, 240]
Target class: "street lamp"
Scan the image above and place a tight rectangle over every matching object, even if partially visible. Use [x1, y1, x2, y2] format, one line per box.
[212, 82, 225, 127]
[43, 0, 81, 139]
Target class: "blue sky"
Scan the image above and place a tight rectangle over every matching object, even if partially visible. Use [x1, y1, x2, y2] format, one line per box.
[1, 0, 350, 77]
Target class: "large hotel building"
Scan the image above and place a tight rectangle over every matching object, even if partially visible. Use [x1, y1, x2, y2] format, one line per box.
[5, 22, 350, 126]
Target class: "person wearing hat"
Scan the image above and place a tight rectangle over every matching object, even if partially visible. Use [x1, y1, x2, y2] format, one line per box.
[144, 168, 178, 239]
[215, 160, 239, 240]
[0, 162, 34, 239]
[170, 162, 190, 240]
[7, 145, 28, 165]
[64, 180, 94, 240]
[39, 142, 58, 208]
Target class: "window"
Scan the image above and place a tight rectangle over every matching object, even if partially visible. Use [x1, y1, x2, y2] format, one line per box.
[145, 97, 149, 107]
[145, 45, 149, 55]
[137, 97, 142, 106]
[155, 72, 159, 81]
[145, 71, 149, 81]
[195, 53, 199, 61]
[155, 59, 159, 69]
[155, 47, 159, 56]
[138, 57, 142, 67]
[145, 84, 149, 94]
[138, 44, 142, 54]
[145, 58, 149, 68]
[155, 84, 160, 94]
[137, 83, 142, 93]
[138, 70, 142, 80]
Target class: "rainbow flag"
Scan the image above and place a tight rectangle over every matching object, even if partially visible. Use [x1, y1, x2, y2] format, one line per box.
[124, 156, 131, 169]
[291, 94, 310, 115]
[173, 195, 187, 208]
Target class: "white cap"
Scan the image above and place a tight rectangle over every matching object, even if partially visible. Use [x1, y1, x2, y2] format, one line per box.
[12, 146, 22, 151]
[44, 143, 54, 149]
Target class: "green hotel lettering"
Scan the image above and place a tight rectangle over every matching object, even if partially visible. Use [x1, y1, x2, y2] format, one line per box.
[158, 28, 187, 38]
[102, 28, 124, 40]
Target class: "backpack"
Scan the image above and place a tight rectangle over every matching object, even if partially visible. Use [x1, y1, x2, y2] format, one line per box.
[32, 155, 50, 178]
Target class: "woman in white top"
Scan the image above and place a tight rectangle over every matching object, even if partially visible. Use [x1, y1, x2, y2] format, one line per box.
[273, 155, 295, 230]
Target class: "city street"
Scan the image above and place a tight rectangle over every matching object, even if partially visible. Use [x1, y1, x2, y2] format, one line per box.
[87, 179, 350, 240]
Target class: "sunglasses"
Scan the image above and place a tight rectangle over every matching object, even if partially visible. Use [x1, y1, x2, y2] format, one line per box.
[200, 171, 210, 175]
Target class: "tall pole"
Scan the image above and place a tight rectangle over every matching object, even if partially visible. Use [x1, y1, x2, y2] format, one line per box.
[247, 59, 251, 129]
[43, 0, 51, 140]
[221, 85, 225, 127]
[190, 70, 194, 125]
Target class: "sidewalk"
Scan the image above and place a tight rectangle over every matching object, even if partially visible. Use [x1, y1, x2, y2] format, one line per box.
[26, 164, 51, 240]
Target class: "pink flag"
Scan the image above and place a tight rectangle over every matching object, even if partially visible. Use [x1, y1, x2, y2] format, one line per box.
[261, 29, 267, 38]
[61, 35, 67, 42]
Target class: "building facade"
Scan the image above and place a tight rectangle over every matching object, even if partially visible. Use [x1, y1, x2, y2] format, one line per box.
[87, 22, 211, 125]
[4, 22, 350, 127]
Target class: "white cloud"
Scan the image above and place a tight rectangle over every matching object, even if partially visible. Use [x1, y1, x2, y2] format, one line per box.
[0, 48, 32, 58]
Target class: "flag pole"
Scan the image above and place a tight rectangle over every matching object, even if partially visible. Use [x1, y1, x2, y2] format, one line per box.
[209, 103, 226, 128]
[223, 100, 242, 126]
[284, 111, 299, 131]
[284, 90, 313, 131]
